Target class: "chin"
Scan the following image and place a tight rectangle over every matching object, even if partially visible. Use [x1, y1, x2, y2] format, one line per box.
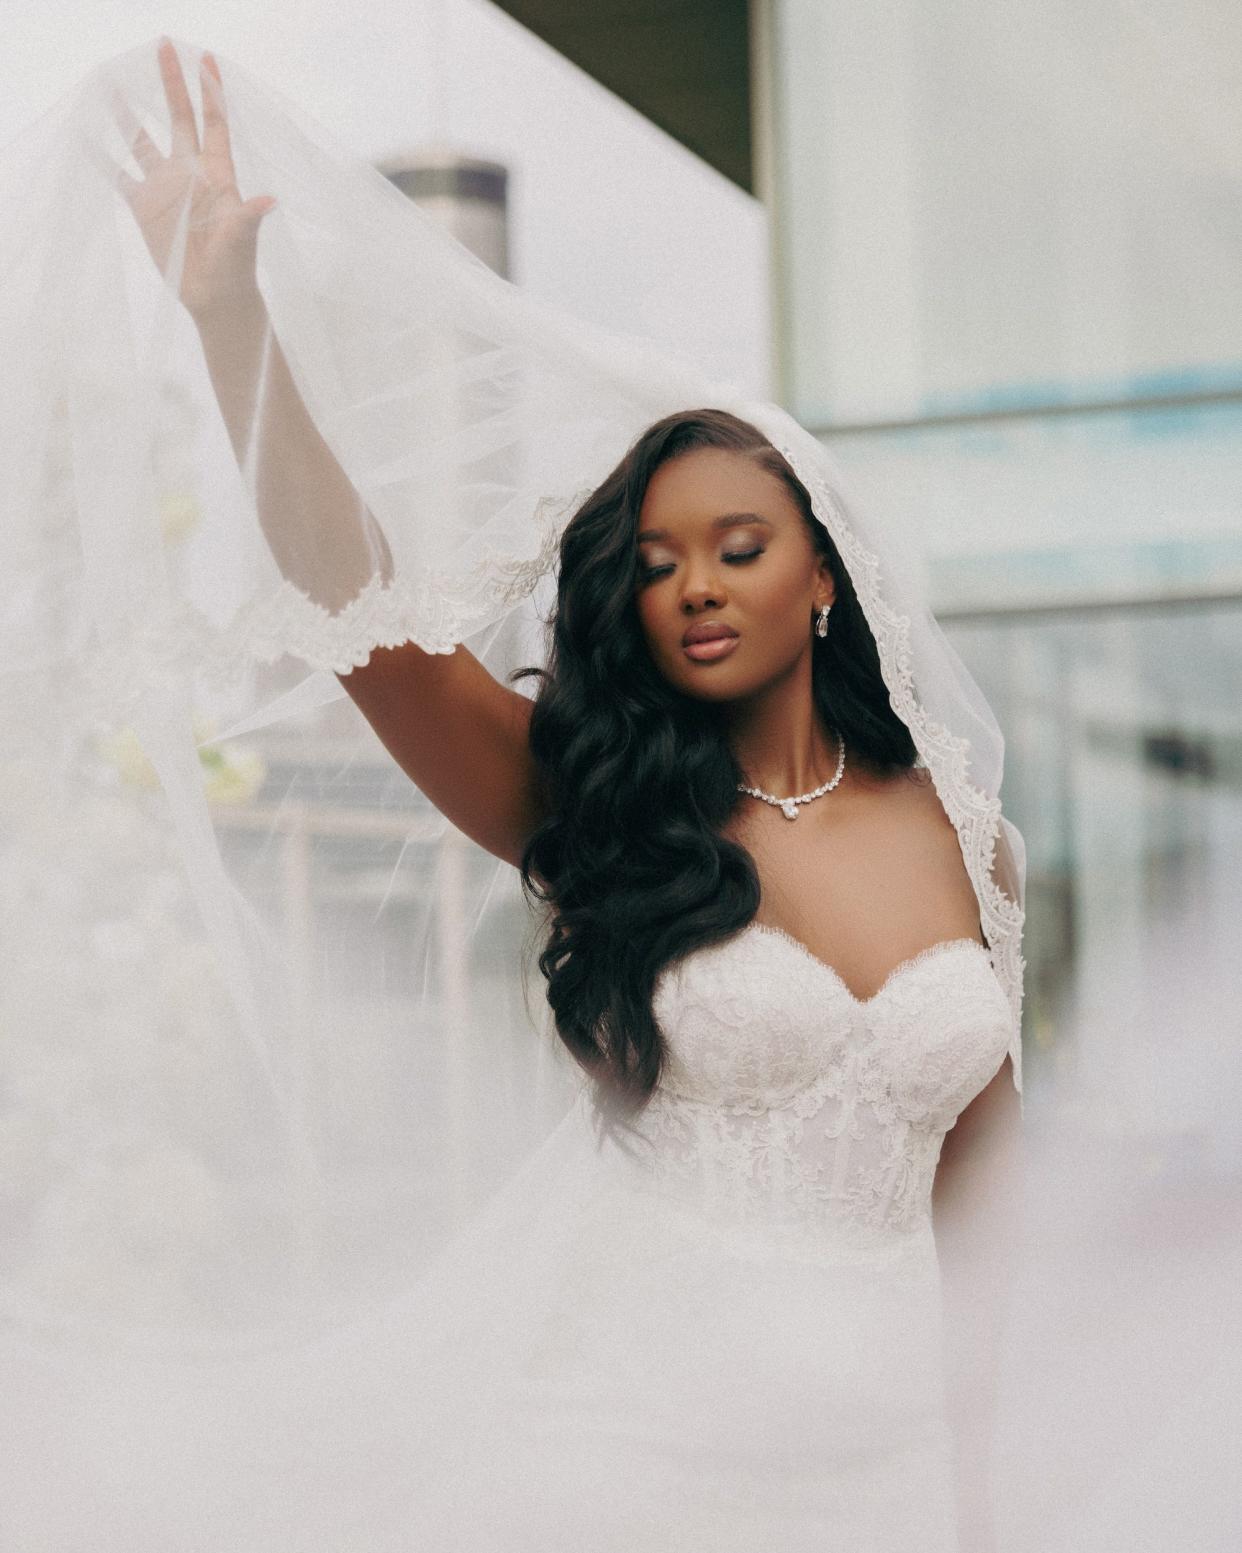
[680, 676, 754, 705]
[660, 661, 766, 705]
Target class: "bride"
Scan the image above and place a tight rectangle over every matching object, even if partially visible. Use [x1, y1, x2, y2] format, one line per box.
[127, 40, 1020, 1549]
[2, 35, 1037, 1553]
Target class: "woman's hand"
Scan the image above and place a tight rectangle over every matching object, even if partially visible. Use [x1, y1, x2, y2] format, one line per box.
[106, 39, 276, 322]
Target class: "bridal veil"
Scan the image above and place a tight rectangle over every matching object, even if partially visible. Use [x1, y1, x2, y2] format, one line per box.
[0, 36, 1235, 1552]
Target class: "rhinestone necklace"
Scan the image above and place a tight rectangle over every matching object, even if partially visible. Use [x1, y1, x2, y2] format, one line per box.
[737, 733, 846, 821]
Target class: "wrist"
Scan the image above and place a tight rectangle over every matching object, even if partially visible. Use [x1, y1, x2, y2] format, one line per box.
[191, 287, 269, 340]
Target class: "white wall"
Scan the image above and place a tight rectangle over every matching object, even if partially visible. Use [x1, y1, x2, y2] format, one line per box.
[770, 0, 1242, 429]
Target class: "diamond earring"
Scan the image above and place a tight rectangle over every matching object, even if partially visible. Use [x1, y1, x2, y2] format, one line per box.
[815, 603, 831, 639]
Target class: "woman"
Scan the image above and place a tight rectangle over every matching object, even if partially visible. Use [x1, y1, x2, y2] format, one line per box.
[1, 36, 1028, 1553]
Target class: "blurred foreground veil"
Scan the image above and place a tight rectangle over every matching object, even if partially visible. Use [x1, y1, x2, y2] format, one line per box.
[0, 34, 1236, 1553]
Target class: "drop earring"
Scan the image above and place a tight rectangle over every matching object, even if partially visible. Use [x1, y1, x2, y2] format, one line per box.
[815, 603, 831, 639]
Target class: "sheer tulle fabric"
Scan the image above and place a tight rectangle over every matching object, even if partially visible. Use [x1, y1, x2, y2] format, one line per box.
[0, 36, 1237, 1553]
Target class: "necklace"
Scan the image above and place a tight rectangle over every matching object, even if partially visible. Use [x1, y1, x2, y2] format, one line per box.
[737, 734, 846, 821]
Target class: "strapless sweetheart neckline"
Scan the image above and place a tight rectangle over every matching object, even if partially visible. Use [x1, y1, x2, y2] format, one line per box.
[744, 921, 993, 1009]
[645, 917, 1012, 1233]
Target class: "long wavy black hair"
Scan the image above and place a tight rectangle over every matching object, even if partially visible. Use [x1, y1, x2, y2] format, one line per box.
[518, 408, 917, 1115]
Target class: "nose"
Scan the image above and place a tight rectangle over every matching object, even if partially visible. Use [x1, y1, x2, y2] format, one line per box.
[679, 565, 727, 615]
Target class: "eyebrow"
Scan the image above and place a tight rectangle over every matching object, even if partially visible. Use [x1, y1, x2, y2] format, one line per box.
[636, 512, 775, 544]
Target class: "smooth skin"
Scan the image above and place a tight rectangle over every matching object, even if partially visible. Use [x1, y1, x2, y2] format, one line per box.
[114, 42, 1019, 1548]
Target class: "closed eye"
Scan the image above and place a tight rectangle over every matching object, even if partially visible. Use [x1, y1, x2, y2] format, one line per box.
[638, 547, 765, 584]
[639, 537, 766, 580]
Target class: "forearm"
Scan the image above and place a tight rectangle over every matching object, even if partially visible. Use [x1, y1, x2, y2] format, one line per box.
[194, 292, 393, 611]
[933, 1063, 1026, 1550]
[940, 1225, 1016, 1547]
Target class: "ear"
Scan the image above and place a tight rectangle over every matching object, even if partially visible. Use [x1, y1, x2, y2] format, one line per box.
[814, 557, 836, 611]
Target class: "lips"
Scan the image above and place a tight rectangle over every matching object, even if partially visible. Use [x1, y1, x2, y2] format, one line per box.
[681, 621, 738, 647]
[681, 620, 740, 664]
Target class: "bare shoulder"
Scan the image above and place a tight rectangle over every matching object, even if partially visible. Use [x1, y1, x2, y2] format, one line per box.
[843, 756, 949, 822]
[843, 759, 966, 880]
[904, 763, 956, 825]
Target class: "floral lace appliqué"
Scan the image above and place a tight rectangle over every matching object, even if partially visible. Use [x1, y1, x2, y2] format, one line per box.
[635, 926, 1011, 1249]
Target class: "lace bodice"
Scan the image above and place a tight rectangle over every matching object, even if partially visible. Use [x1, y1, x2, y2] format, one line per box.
[628, 923, 1012, 1254]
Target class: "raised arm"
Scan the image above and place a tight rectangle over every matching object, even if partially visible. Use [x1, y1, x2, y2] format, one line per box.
[112, 39, 547, 868]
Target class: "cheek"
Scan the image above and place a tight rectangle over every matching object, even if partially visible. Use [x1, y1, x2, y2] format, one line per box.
[634, 591, 661, 646]
[745, 564, 813, 643]
[634, 592, 678, 671]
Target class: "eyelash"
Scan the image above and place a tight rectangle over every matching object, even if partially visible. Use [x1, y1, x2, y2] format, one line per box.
[639, 547, 764, 583]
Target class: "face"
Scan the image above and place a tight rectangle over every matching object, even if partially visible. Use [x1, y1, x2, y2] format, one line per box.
[634, 446, 834, 703]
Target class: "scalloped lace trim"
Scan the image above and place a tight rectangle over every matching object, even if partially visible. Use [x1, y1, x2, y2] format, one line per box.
[78, 489, 586, 719]
[747, 924, 993, 1008]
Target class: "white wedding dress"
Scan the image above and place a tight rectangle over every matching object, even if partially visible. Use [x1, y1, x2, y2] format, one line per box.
[6, 918, 1010, 1553]
[422, 924, 1012, 1552]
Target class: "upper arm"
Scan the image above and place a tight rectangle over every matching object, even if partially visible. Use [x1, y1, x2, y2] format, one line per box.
[933, 1053, 1024, 1226]
[336, 640, 548, 869]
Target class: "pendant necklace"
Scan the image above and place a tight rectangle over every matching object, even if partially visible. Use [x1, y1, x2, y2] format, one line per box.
[737, 733, 846, 821]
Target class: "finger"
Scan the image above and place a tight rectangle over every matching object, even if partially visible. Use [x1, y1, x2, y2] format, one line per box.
[239, 194, 278, 226]
[157, 36, 201, 158]
[109, 89, 161, 175]
[199, 52, 238, 188]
